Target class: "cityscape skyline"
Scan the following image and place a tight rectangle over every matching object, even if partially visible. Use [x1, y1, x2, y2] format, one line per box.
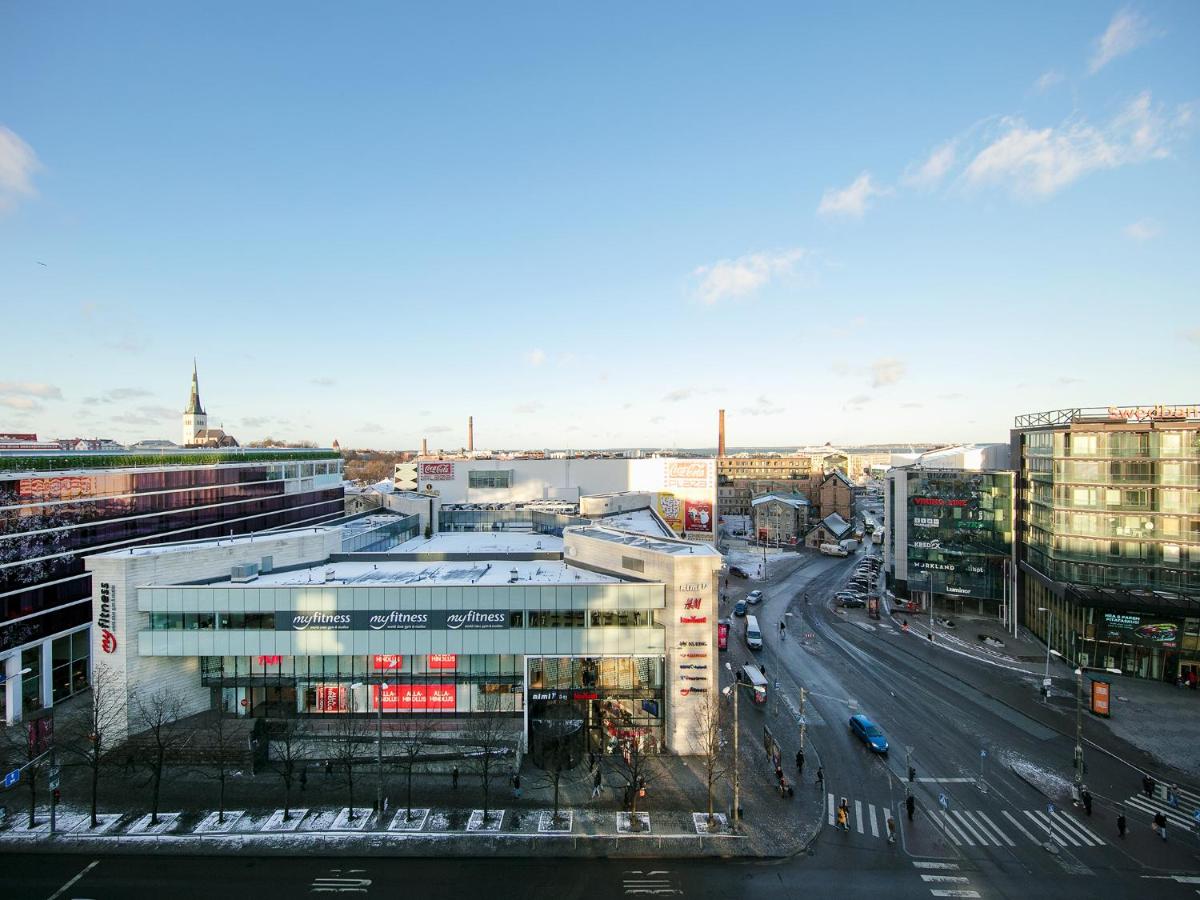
[3, 3, 1198, 447]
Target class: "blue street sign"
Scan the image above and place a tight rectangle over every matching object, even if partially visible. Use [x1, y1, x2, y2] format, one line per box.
[980, 749, 987, 758]
[1048, 803, 1055, 815]
[1193, 809, 1200, 825]
[4, 768, 19, 788]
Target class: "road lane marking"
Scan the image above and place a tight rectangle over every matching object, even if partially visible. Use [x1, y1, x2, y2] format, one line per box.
[869, 803, 879, 838]
[1125, 795, 1195, 829]
[1029, 810, 1076, 846]
[913, 861, 960, 870]
[915, 777, 976, 783]
[928, 891, 981, 898]
[827, 793, 835, 826]
[952, 811, 988, 845]
[855, 800, 864, 834]
[1001, 810, 1040, 844]
[960, 810, 1000, 846]
[46, 859, 99, 900]
[921, 874, 970, 883]
[974, 810, 1015, 847]
[941, 811, 974, 846]
[1050, 811, 1097, 846]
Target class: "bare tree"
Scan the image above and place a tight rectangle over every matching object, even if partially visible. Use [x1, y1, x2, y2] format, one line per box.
[269, 718, 307, 822]
[0, 713, 54, 828]
[462, 691, 513, 822]
[130, 686, 191, 826]
[392, 714, 435, 821]
[526, 730, 582, 827]
[696, 691, 729, 830]
[198, 706, 241, 825]
[611, 732, 656, 831]
[329, 699, 373, 821]
[61, 662, 125, 828]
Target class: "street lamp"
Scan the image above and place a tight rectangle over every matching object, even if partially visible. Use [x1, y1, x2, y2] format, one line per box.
[1037, 607, 1055, 702]
[351, 679, 388, 825]
[722, 662, 756, 831]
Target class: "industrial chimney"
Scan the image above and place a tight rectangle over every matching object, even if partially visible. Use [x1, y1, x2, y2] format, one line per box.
[468, 416, 474, 452]
[421, 437, 428, 456]
[718, 409, 726, 457]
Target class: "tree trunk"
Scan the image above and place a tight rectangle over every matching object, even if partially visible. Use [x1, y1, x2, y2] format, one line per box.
[218, 772, 226, 825]
[481, 763, 490, 818]
[707, 776, 715, 828]
[151, 748, 164, 825]
[27, 776, 37, 829]
[90, 755, 100, 828]
[347, 767, 355, 821]
[406, 766, 414, 819]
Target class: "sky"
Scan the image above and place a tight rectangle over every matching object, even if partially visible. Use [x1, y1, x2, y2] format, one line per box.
[1, 3, 1197, 451]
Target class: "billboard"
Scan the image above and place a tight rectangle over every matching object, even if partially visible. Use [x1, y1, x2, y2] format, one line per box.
[373, 654, 404, 670]
[315, 685, 347, 712]
[418, 462, 455, 481]
[375, 683, 457, 711]
[684, 500, 713, 533]
[663, 460, 714, 490]
[1100, 612, 1179, 648]
[428, 653, 457, 669]
[656, 493, 684, 533]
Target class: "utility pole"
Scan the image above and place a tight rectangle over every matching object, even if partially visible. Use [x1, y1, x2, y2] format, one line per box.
[1038, 607, 1054, 702]
[1073, 668, 1084, 801]
[377, 680, 385, 825]
[731, 677, 740, 830]
[798, 687, 807, 752]
[928, 571, 935, 642]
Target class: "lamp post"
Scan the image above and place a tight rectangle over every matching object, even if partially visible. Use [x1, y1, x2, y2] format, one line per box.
[722, 662, 756, 831]
[927, 572, 935, 642]
[351, 679, 387, 825]
[1037, 607, 1055, 701]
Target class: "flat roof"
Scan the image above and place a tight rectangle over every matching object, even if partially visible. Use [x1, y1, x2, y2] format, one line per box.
[208, 558, 620, 587]
[595, 509, 673, 539]
[389, 532, 564, 554]
[567, 525, 721, 556]
[93, 527, 338, 558]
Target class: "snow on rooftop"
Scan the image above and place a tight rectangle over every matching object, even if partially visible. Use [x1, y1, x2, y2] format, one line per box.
[211, 558, 616, 587]
[94, 527, 336, 558]
[567, 525, 721, 556]
[389, 532, 563, 554]
[595, 509, 673, 539]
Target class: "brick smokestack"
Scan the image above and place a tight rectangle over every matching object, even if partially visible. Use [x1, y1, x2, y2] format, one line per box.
[718, 409, 726, 457]
[468, 416, 474, 452]
[421, 437, 428, 456]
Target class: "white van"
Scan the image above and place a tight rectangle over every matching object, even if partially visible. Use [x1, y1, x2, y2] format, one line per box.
[745, 614, 763, 650]
[820, 543, 849, 557]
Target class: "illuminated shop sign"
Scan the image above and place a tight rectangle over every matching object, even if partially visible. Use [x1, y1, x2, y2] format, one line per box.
[913, 517, 939, 528]
[428, 653, 457, 669]
[275, 610, 511, 631]
[913, 498, 968, 507]
[97, 582, 118, 654]
[679, 615, 708, 624]
[1107, 404, 1200, 421]
[418, 462, 455, 480]
[372, 654, 404, 670]
[376, 683, 456, 711]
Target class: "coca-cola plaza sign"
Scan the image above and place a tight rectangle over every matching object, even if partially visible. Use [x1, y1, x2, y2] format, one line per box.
[418, 462, 455, 480]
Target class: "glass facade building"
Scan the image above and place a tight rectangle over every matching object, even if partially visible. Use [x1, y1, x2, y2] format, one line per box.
[0, 449, 344, 721]
[1013, 408, 1200, 681]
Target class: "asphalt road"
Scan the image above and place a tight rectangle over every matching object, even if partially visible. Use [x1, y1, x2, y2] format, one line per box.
[9, 547, 1200, 899]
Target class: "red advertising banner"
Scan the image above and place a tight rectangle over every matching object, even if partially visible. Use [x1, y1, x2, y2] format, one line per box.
[375, 683, 457, 711]
[1090, 679, 1111, 717]
[257, 655, 282, 666]
[418, 462, 455, 481]
[428, 653, 457, 670]
[684, 500, 713, 532]
[372, 654, 404, 670]
[315, 686, 345, 712]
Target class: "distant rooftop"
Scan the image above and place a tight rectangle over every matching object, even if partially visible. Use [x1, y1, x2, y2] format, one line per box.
[567, 525, 721, 556]
[594, 508, 674, 539]
[0, 447, 340, 476]
[389, 532, 564, 554]
[751, 492, 809, 509]
[209, 557, 616, 588]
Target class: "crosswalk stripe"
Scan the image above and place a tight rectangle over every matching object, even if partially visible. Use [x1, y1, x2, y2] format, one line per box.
[961, 810, 1002, 846]
[975, 810, 1015, 847]
[869, 803, 879, 837]
[1000, 810, 1039, 844]
[828, 793, 835, 826]
[921, 874, 970, 883]
[1023, 810, 1064, 846]
[913, 861, 960, 870]
[1055, 810, 1105, 845]
[1030, 810, 1078, 846]
[1126, 795, 1195, 829]
[941, 811, 974, 846]
[933, 811, 963, 846]
[1050, 811, 1095, 846]
[928, 891, 980, 898]
[855, 800, 864, 834]
[952, 811, 988, 845]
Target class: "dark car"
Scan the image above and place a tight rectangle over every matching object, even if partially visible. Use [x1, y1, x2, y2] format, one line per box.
[730, 566, 749, 579]
[733, 599, 748, 617]
[848, 714, 889, 753]
[839, 597, 866, 608]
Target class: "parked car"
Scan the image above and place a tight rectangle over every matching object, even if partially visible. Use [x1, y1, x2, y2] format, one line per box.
[730, 566, 749, 579]
[733, 599, 747, 617]
[746, 590, 764, 605]
[848, 714, 889, 754]
[839, 597, 866, 608]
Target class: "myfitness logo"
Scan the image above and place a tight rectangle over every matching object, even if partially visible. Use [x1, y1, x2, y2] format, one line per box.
[368, 611, 430, 631]
[97, 582, 118, 654]
[445, 610, 507, 630]
[289, 612, 352, 631]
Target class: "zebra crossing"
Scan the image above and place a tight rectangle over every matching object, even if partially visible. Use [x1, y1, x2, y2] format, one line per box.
[929, 804, 1107, 850]
[913, 860, 980, 899]
[1123, 782, 1200, 833]
[826, 793, 895, 840]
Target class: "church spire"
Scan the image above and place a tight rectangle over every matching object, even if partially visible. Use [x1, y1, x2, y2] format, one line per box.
[184, 358, 205, 415]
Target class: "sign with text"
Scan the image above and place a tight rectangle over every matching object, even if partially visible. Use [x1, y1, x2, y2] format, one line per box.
[275, 610, 511, 632]
[372, 654, 404, 670]
[663, 459, 714, 490]
[315, 685, 346, 712]
[684, 500, 713, 533]
[375, 683, 456, 711]
[428, 653, 457, 669]
[1090, 679, 1111, 717]
[417, 462, 455, 480]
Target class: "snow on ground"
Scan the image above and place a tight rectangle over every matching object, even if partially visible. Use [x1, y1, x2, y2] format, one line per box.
[722, 543, 792, 581]
[194, 810, 243, 833]
[126, 812, 180, 835]
[262, 808, 308, 831]
[466, 809, 505, 831]
[999, 751, 1073, 801]
[388, 808, 430, 831]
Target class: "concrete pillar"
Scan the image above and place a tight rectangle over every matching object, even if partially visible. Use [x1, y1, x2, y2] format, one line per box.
[4, 654, 23, 724]
[40, 637, 54, 709]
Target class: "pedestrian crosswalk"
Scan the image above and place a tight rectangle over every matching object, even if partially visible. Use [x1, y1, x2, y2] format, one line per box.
[1123, 782, 1200, 833]
[826, 793, 895, 841]
[913, 860, 979, 899]
[928, 804, 1108, 849]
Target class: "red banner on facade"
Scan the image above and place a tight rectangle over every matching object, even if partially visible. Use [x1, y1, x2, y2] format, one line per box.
[372, 654, 404, 670]
[375, 683, 457, 711]
[257, 655, 282, 666]
[315, 686, 346, 712]
[428, 653, 457, 670]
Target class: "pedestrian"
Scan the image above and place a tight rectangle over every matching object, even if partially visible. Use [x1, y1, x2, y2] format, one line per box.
[760, 663, 766, 679]
[1081, 787, 1092, 816]
[591, 767, 602, 800]
[839, 798, 850, 831]
[906, 792, 915, 822]
[588, 751, 596, 772]
[512, 773, 522, 800]
[300, 768, 308, 792]
[815, 765, 824, 787]
[1116, 812, 1126, 839]
[795, 749, 805, 775]
[1143, 774, 1155, 798]
[775, 763, 784, 784]
[451, 765, 459, 790]
[324, 759, 333, 779]
[887, 815, 896, 843]
[836, 805, 848, 831]
[1167, 785, 1180, 809]
[1153, 811, 1167, 841]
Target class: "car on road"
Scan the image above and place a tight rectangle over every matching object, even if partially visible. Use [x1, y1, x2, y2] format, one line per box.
[838, 596, 866, 608]
[746, 589, 763, 605]
[848, 714, 889, 754]
[729, 566, 749, 579]
[733, 599, 747, 617]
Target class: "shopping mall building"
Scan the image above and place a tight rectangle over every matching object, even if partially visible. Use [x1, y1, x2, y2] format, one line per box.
[1, 447, 344, 723]
[85, 499, 720, 757]
[1012, 406, 1200, 682]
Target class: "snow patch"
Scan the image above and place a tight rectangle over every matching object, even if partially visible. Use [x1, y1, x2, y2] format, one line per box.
[330, 807, 373, 831]
[616, 812, 651, 834]
[538, 810, 573, 833]
[194, 810, 244, 833]
[466, 809, 504, 831]
[261, 808, 309, 832]
[127, 812, 180, 835]
[388, 808, 430, 831]
[692, 812, 729, 834]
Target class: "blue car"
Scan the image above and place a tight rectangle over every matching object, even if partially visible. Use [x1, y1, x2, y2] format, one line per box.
[848, 714, 889, 754]
[733, 600, 747, 617]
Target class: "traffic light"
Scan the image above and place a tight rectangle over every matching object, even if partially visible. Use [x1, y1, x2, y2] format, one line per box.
[52, 788, 61, 804]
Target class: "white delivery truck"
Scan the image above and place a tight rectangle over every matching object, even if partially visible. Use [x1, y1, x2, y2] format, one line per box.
[820, 543, 849, 557]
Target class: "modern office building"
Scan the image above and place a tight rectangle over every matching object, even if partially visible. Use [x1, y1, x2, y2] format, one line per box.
[1, 446, 345, 723]
[1012, 405, 1200, 682]
[884, 465, 1015, 618]
[85, 502, 721, 758]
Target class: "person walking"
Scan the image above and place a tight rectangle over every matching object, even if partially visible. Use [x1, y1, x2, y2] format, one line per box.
[906, 792, 915, 822]
[1116, 812, 1127, 839]
[1167, 785, 1180, 809]
[1153, 811, 1168, 841]
[1142, 774, 1155, 798]
[1081, 787, 1093, 816]
[839, 799, 851, 831]
[815, 765, 824, 787]
[887, 815, 896, 843]
[591, 767, 602, 800]
[451, 765, 459, 790]
[324, 758, 333, 779]
[511, 772, 522, 800]
[836, 804, 849, 832]
[795, 749, 805, 776]
[779, 620, 786, 640]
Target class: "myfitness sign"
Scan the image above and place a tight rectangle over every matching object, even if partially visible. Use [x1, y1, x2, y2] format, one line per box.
[276, 609, 511, 632]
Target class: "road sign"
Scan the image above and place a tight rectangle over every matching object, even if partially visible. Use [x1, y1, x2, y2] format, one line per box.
[49, 775, 60, 791]
[4, 769, 19, 788]
[980, 749, 987, 758]
[49, 766, 61, 779]
[1048, 803, 1055, 815]
[1193, 809, 1200, 825]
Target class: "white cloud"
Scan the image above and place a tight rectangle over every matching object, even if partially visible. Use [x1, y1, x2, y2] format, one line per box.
[1182, 328, 1200, 346]
[817, 172, 890, 217]
[1035, 70, 1064, 93]
[844, 394, 872, 411]
[310, 377, 336, 387]
[663, 388, 696, 403]
[514, 401, 543, 414]
[962, 92, 1182, 197]
[360, 422, 384, 434]
[426, 425, 452, 434]
[904, 141, 958, 189]
[870, 358, 906, 388]
[1089, 8, 1155, 74]
[0, 126, 40, 213]
[692, 248, 808, 304]
[1124, 218, 1161, 241]
[649, 415, 666, 425]
[526, 348, 546, 366]
[739, 395, 784, 417]
[0, 381, 62, 399]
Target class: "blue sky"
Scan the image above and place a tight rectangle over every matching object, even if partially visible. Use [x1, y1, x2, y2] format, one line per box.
[1, 3, 1197, 450]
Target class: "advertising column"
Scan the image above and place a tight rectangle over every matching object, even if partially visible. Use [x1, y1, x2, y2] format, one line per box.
[663, 554, 719, 756]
